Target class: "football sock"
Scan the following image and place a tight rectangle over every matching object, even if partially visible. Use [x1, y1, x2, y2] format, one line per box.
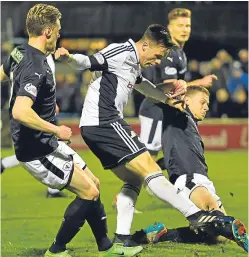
[1, 155, 19, 169]
[156, 157, 166, 170]
[145, 172, 200, 217]
[49, 197, 94, 253]
[158, 227, 217, 244]
[116, 184, 140, 235]
[86, 197, 113, 251]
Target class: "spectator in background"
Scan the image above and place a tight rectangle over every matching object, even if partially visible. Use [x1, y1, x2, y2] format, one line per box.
[185, 59, 202, 82]
[227, 61, 248, 117]
[208, 58, 230, 117]
[238, 49, 248, 73]
[216, 49, 233, 85]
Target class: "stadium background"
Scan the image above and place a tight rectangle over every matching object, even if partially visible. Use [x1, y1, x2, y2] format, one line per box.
[1, 2, 248, 257]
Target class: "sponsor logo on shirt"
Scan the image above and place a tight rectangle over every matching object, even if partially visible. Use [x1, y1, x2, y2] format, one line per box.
[164, 66, 177, 75]
[24, 83, 37, 97]
[35, 72, 42, 79]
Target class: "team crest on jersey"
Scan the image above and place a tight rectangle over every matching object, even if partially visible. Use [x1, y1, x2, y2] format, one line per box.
[63, 162, 72, 172]
[93, 53, 105, 65]
[24, 83, 37, 97]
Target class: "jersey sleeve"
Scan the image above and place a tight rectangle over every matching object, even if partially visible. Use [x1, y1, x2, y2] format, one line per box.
[18, 61, 44, 102]
[2, 55, 12, 77]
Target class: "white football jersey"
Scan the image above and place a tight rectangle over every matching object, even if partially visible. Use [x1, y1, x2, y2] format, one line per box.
[80, 39, 142, 126]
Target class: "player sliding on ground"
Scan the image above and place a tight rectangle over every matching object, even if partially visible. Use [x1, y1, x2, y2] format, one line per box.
[131, 86, 248, 253]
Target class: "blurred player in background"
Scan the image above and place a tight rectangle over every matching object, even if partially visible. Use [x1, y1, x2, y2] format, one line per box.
[139, 8, 217, 168]
[1, 54, 67, 198]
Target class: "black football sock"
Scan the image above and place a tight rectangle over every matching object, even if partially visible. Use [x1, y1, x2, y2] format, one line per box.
[156, 157, 166, 170]
[86, 197, 113, 251]
[158, 227, 217, 244]
[49, 197, 94, 253]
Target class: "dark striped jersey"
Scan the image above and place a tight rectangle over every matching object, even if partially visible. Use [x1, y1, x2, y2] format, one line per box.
[3, 44, 58, 162]
[80, 39, 141, 126]
[139, 45, 187, 118]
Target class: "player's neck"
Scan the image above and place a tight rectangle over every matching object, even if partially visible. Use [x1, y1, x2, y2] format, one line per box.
[28, 37, 47, 55]
[171, 38, 185, 49]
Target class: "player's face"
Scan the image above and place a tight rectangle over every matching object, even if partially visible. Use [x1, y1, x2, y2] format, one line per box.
[45, 19, 61, 54]
[186, 92, 209, 121]
[141, 44, 168, 68]
[168, 17, 191, 44]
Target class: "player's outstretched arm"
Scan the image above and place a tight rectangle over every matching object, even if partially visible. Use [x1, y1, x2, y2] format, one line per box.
[0, 65, 9, 82]
[55, 47, 91, 71]
[187, 74, 218, 88]
[12, 96, 72, 141]
[135, 77, 170, 103]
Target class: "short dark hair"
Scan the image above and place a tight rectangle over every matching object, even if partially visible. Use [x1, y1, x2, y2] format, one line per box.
[142, 24, 175, 49]
[186, 86, 210, 97]
[26, 4, 62, 37]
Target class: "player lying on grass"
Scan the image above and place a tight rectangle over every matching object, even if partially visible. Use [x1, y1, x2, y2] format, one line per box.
[131, 86, 248, 253]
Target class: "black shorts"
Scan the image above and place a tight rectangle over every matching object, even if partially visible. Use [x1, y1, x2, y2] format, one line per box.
[81, 119, 147, 169]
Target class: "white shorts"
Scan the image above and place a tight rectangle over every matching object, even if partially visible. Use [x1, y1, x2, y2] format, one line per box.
[20, 141, 86, 190]
[139, 115, 162, 153]
[174, 173, 222, 207]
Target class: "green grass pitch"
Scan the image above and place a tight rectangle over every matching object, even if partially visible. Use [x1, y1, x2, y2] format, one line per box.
[1, 149, 248, 257]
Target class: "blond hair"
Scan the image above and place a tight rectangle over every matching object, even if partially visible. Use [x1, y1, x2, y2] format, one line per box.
[186, 86, 210, 97]
[168, 8, 191, 22]
[26, 4, 62, 37]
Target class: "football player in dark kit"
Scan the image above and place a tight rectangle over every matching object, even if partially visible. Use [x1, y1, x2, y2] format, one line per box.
[0, 4, 142, 257]
[139, 8, 217, 167]
[132, 86, 248, 253]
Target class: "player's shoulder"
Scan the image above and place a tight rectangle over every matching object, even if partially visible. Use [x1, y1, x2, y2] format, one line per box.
[101, 41, 133, 60]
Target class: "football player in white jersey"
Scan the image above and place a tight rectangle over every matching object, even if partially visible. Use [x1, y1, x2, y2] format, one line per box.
[55, 24, 224, 247]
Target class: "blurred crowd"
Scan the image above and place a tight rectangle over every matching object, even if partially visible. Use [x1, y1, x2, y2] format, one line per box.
[1, 48, 248, 118]
[185, 49, 248, 118]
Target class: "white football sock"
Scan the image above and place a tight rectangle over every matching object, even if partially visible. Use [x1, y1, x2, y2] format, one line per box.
[47, 187, 61, 194]
[2, 155, 19, 169]
[116, 184, 140, 235]
[145, 172, 200, 217]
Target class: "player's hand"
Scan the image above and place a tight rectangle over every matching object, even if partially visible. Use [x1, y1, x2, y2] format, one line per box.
[168, 79, 187, 98]
[199, 74, 218, 87]
[55, 47, 72, 62]
[55, 125, 72, 141]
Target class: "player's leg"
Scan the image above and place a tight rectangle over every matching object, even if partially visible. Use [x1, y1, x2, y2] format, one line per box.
[81, 121, 200, 247]
[21, 142, 141, 257]
[1, 154, 19, 173]
[127, 151, 201, 217]
[57, 142, 143, 256]
[111, 166, 143, 243]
